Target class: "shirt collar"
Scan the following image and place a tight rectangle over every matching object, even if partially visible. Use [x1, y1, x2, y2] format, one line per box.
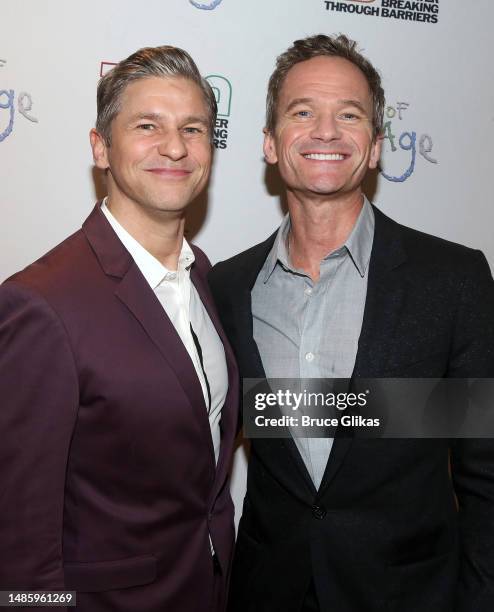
[344, 196, 375, 277]
[263, 196, 375, 282]
[101, 199, 195, 290]
[263, 214, 291, 282]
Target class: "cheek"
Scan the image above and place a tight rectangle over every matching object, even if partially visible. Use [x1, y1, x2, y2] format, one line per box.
[271, 125, 297, 156]
[119, 135, 155, 156]
[280, 130, 309, 165]
[194, 146, 212, 172]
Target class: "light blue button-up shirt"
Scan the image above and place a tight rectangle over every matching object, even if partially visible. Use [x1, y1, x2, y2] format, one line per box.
[252, 198, 375, 489]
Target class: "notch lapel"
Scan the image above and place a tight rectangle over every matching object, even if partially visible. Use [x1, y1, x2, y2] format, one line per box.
[114, 265, 208, 424]
[82, 204, 211, 447]
[229, 234, 319, 500]
[317, 206, 408, 496]
[353, 206, 408, 378]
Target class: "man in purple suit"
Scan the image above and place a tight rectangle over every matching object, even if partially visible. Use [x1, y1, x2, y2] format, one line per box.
[0, 45, 238, 612]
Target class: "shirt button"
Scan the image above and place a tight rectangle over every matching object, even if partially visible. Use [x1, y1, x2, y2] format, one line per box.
[305, 352, 314, 362]
[304, 287, 313, 296]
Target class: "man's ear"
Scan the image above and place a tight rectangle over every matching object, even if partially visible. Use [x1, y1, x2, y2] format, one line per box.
[263, 127, 278, 165]
[90, 128, 110, 170]
[368, 133, 383, 170]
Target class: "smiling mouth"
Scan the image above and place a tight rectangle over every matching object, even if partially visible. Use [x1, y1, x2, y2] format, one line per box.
[146, 168, 191, 176]
[302, 153, 346, 161]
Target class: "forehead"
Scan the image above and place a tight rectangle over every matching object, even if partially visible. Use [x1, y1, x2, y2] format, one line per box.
[116, 75, 207, 117]
[279, 56, 372, 107]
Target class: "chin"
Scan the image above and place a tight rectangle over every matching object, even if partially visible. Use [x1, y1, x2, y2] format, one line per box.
[148, 192, 193, 212]
[306, 182, 344, 194]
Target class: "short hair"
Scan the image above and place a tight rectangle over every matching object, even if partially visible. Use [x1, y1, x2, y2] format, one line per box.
[96, 45, 217, 144]
[265, 34, 384, 139]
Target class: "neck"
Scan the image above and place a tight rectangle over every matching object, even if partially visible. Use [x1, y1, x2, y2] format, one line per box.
[287, 190, 364, 282]
[106, 195, 185, 270]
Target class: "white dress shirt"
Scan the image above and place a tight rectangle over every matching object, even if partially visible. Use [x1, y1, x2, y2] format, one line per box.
[101, 201, 228, 465]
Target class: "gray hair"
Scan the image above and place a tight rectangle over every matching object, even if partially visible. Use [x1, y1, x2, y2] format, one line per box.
[266, 34, 384, 139]
[96, 45, 217, 144]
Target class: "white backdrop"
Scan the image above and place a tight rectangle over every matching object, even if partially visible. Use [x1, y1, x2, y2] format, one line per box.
[1, 0, 493, 527]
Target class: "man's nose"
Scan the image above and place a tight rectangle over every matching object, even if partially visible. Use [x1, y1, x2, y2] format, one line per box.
[157, 129, 187, 160]
[309, 114, 341, 142]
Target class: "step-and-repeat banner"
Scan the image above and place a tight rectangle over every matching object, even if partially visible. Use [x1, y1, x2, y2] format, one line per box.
[1, 0, 493, 526]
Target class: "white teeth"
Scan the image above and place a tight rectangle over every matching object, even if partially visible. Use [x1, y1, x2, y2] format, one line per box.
[303, 153, 345, 160]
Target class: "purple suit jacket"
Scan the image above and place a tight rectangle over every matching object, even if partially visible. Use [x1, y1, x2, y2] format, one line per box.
[0, 205, 239, 612]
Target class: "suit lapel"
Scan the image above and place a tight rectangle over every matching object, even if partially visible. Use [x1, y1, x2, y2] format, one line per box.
[229, 235, 276, 381]
[317, 206, 408, 496]
[114, 265, 208, 422]
[230, 233, 320, 499]
[82, 204, 210, 441]
[353, 206, 408, 378]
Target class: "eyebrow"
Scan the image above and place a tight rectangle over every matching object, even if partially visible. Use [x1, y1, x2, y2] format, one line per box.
[284, 98, 315, 113]
[128, 112, 163, 123]
[181, 115, 210, 126]
[337, 99, 370, 116]
[284, 97, 370, 116]
[128, 112, 209, 126]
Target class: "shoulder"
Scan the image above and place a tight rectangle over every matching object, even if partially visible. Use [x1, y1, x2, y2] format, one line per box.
[374, 206, 492, 277]
[0, 272, 79, 380]
[0, 279, 71, 342]
[209, 231, 278, 288]
[403, 226, 483, 266]
[3, 228, 97, 307]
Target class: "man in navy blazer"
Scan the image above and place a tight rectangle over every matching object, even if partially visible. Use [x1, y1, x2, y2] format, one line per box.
[0, 46, 238, 611]
[209, 35, 494, 611]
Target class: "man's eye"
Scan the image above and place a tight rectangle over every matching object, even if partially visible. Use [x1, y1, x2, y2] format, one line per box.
[295, 110, 312, 118]
[340, 112, 359, 120]
[183, 126, 203, 134]
[137, 123, 156, 130]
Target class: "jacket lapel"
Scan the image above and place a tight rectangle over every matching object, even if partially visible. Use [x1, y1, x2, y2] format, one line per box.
[353, 206, 408, 378]
[317, 206, 408, 496]
[229, 234, 276, 380]
[82, 204, 210, 440]
[114, 266, 208, 421]
[231, 233, 320, 499]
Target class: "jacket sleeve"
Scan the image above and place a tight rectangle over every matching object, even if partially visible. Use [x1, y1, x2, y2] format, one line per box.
[0, 281, 78, 597]
[449, 251, 494, 611]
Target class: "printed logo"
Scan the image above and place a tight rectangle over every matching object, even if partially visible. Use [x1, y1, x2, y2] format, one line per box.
[189, 0, 223, 10]
[324, 0, 440, 24]
[380, 100, 437, 183]
[206, 74, 232, 149]
[0, 59, 39, 143]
